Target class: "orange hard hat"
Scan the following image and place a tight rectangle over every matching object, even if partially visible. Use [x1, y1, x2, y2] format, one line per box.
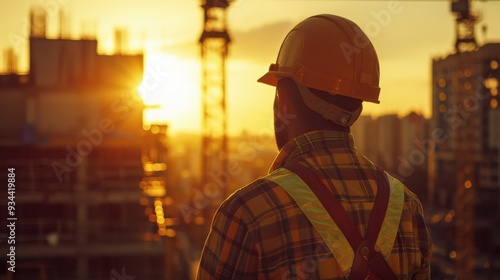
[258, 14, 381, 103]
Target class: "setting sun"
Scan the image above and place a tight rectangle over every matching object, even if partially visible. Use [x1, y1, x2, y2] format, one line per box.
[139, 51, 201, 133]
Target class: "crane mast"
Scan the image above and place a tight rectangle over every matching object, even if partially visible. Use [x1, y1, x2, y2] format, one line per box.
[199, 0, 231, 211]
[452, 0, 478, 52]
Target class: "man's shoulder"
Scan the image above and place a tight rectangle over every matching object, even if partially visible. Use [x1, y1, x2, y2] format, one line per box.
[224, 176, 277, 207]
[385, 172, 425, 212]
[218, 175, 286, 223]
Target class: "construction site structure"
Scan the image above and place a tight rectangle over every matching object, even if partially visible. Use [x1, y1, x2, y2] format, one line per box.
[452, 1, 477, 278]
[431, 45, 500, 279]
[430, 1, 500, 278]
[452, 0, 478, 53]
[0, 10, 178, 279]
[199, 0, 231, 215]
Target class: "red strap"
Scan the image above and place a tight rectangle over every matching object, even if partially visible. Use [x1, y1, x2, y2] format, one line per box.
[285, 161, 363, 249]
[365, 165, 390, 248]
[284, 161, 397, 280]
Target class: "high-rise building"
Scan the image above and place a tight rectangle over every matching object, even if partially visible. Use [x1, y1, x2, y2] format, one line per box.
[351, 113, 429, 200]
[430, 43, 500, 276]
[351, 115, 378, 162]
[0, 33, 172, 279]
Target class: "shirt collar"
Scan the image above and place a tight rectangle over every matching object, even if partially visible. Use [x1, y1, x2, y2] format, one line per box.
[270, 130, 356, 172]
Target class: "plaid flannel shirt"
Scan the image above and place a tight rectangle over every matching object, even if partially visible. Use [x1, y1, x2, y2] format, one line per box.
[197, 130, 432, 280]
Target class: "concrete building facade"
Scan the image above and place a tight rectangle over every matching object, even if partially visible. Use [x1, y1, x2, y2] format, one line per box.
[0, 34, 171, 279]
[430, 43, 500, 276]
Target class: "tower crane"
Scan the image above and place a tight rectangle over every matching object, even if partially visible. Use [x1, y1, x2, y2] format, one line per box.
[199, 0, 232, 218]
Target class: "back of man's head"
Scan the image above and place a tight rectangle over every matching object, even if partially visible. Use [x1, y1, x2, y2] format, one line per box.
[276, 78, 362, 132]
[259, 14, 380, 127]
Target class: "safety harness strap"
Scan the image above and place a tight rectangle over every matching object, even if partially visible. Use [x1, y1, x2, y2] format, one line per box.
[284, 161, 396, 280]
[264, 163, 404, 279]
[264, 168, 355, 277]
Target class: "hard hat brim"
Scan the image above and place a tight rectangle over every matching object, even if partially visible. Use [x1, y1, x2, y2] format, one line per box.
[257, 72, 276, 86]
[258, 69, 380, 104]
[257, 71, 291, 87]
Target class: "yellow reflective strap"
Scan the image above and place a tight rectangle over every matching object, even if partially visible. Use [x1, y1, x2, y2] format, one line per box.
[264, 168, 354, 279]
[375, 173, 404, 260]
[264, 168, 406, 278]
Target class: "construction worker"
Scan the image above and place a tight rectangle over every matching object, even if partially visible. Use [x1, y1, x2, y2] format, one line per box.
[197, 14, 432, 279]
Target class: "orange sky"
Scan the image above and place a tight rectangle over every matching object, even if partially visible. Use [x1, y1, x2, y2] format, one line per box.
[2, 0, 500, 135]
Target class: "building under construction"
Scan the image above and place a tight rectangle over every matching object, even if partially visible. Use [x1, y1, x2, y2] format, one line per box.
[0, 10, 179, 279]
[429, 1, 500, 277]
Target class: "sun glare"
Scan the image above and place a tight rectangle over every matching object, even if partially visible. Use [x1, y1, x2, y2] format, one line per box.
[139, 52, 201, 133]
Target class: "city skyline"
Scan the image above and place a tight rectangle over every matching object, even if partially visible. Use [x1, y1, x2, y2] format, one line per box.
[2, 0, 500, 134]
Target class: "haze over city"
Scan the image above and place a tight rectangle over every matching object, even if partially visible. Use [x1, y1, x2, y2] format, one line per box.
[2, 0, 500, 134]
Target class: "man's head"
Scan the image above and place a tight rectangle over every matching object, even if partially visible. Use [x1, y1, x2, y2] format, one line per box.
[258, 14, 381, 149]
